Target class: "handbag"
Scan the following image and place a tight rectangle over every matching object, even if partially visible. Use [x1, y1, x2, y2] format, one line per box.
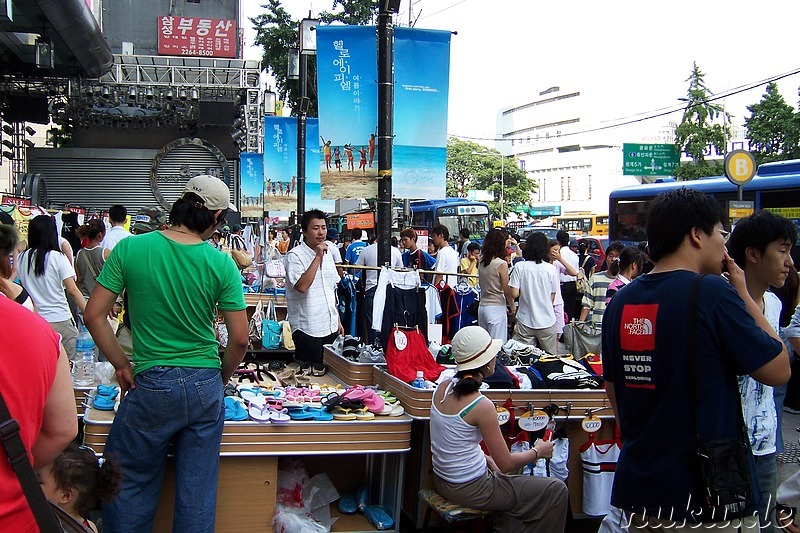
[0, 390, 93, 533]
[688, 275, 752, 518]
[231, 248, 253, 270]
[562, 320, 601, 359]
[248, 298, 265, 347]
[280, 320, 295, 350]
[576, 255, 591, 294]
[261, 299, 282, 350]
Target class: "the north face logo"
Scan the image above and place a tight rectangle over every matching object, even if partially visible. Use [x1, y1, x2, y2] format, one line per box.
[620, 304, 658, 351]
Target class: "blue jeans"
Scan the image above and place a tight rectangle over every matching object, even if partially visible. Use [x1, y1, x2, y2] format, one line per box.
[754, 453, 777, 533]
[102, 367, 224, 532]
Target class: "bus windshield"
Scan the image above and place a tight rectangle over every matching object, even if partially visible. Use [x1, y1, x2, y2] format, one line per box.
[438, 214, 490, 241]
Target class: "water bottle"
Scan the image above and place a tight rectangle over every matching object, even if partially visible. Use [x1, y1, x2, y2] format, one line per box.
[73, 326, 96, 387]
[411, 371, 425, 389]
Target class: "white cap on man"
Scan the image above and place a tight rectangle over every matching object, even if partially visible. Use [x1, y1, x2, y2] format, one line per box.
[183, 175, 238, 212]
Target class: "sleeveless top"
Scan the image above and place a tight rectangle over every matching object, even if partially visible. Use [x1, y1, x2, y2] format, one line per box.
[430, 383, 489, 483]
[477, 257, 506, 307]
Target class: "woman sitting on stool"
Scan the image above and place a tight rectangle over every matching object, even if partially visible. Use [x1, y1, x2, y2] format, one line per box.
[429, 326, 569, 532]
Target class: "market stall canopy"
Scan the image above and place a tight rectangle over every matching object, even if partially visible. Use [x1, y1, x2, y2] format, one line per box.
[0, 0, 113, 78]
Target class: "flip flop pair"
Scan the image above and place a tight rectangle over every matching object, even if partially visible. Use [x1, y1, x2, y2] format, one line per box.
[92, 384, 120, 411]
[224, 396, 248, 421]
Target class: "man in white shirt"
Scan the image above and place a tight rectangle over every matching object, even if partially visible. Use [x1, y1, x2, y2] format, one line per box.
[355, 241, 403, 342]
[556, 230, 580, 322]
[284, 209, 343, 363]
[432, 224, 459, 287]
[102, 204, 131, 252]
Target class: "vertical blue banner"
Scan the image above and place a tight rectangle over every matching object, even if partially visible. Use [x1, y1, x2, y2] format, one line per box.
[316, 25, 450, 200]
[239, 152, 264, 218]
[263, 116, 334, 213]
[394, 27, 450, 199]
[317, 25, 379, 200]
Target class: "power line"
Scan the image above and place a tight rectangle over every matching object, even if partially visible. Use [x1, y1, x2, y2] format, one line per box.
[450, 66, 800, 143]
[417, 0, 469, 21]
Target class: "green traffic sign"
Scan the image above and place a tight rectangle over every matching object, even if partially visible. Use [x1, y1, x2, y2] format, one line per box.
[623, 143, 680, 176]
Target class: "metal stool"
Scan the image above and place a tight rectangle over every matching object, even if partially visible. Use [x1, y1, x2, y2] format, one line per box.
[418, 489, 492, 532]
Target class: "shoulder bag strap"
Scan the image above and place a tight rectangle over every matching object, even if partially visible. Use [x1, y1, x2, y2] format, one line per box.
[687, 275, 748, 440]
[0, 389, 63, 532]
[581, 255, 590, 269]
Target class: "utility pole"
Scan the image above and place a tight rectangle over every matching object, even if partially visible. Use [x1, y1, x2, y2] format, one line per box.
[377, 2, 399, 265]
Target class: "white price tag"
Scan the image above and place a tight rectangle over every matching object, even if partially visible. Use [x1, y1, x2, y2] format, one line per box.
[581, 415, 602, 433]
[518, 410, 550, 432]
[393, 329, 408, 351]
[496, 407, 510, 425]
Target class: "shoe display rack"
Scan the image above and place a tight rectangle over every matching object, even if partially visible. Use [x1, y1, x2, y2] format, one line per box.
[372, 366, 616, 527]
[80, 372, 411, 532]
[323, 345, 385, 387]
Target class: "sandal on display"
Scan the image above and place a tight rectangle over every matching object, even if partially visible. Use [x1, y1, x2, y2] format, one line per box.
[268, 360, 286, 372]
[248, 398, 271, 423]
[361, 391, 385, 414]
[311, 363, 329, 377]
[269, 408, 291, 424]
[361, 506, 394, 530]
[92, 394, 116, 411]
[223, 383, 238, 397]
[224, 397, 249, 421]
[338, 493, 358, 514]
[97, 384, 119, 398]
[376, 403, 394, 416]
[307, 407, 334, 421]
[353, 407, 375, 421]
[287, 407, 315, 420]
[238, 387, 262, 402]
[331, 407, 357, 421]
[389, 404, 405, 417]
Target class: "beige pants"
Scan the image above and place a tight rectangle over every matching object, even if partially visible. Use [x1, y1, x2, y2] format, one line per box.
[434, 469, 568, 533]
[513, 321, 558, 354]
[49, 318, 78, 361]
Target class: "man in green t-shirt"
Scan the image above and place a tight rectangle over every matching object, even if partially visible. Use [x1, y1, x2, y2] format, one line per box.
[84, 175, 248, 532]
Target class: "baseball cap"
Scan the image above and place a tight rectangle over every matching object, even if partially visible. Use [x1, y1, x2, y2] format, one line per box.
[183, 175, 237, 212]
[131, 206, 168, 233]
[451, 326, 502, 372]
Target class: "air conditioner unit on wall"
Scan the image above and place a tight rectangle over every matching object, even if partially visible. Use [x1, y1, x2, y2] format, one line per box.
[121, 42, 134, 55]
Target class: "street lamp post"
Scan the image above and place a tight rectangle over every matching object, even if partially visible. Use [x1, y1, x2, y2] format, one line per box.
[472, 150, 505, 223]
[297, 16, 318, 218]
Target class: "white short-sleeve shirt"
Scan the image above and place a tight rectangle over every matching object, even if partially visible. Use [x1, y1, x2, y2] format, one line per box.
[284, 240, 341, 337]
[509, 260, 558, 329]
[17, 250, 76, 322]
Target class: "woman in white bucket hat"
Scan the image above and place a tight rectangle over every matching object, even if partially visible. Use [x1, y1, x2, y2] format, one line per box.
[429, 326, 569, 532]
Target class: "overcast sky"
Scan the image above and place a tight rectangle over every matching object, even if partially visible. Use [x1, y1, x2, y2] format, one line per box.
[242, 0, 800, 149]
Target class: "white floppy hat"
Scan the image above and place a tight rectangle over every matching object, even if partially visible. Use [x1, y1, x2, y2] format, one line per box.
[183, 175, 238, 212]
[451, 326, 503, 372]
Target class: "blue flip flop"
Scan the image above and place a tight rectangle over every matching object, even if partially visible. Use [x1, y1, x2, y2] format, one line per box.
[362, 506, 394, 530]
[287, 407, 315, 420]
[93, 395, 116, 411]
[96, 384, 119, 398]
[307, 407, 334, 421]
[338, 493, 358, 514]
[357, 484, 369, 511]
[224, 397, 248, 421]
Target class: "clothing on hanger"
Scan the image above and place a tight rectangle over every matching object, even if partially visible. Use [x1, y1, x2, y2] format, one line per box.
[337, 276, 358, 337]
[435, 281, 460, 344]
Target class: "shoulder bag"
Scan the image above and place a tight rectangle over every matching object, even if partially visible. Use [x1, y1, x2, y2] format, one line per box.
[261, 299, 283, 350]
[687, 275, 753, 519]
[576, 255, 591, 294]
[0, 390, 92, 533]
[248, 298, 265, 348]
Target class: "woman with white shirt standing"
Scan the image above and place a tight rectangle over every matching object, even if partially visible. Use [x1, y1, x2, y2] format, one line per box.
[17, 215, 86, 360]
[477, 229, 515, 342]
[604, 245, 644, 304]
[508, 233, 563, 353]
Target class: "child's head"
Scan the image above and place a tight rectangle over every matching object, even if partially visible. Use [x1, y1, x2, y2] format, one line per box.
[39, 443, 121, 518]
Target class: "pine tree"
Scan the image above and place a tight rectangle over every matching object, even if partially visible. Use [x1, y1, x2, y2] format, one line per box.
[674, 62, 730, 179]
[744, 82, 800, 164]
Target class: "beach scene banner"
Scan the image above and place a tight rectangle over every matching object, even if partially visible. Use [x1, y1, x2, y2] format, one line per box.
[263, 116, 334, 213]
[316, 25, 450, 200]
[393, 27, 450, 199]
[239, 152, 263, 217]
[316, 25, 379, 200]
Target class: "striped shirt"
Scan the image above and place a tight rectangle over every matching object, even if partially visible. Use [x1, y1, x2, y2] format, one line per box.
[581, 271, 615, 326]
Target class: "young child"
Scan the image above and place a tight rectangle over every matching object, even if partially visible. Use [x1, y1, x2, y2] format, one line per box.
[38, 443, 121, 533]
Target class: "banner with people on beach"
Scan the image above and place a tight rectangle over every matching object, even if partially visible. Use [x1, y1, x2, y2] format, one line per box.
[316, 25, 450, 201]
[239, 152, 264, 217]
[263, 116, 334, 213]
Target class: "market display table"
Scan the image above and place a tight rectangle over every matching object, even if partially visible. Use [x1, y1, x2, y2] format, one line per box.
[83, 406, 411, 532]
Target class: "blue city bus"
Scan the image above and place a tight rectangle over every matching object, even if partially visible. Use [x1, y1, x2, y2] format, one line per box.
[409, 199, 491, 243]
[609, 159, 800, 252]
